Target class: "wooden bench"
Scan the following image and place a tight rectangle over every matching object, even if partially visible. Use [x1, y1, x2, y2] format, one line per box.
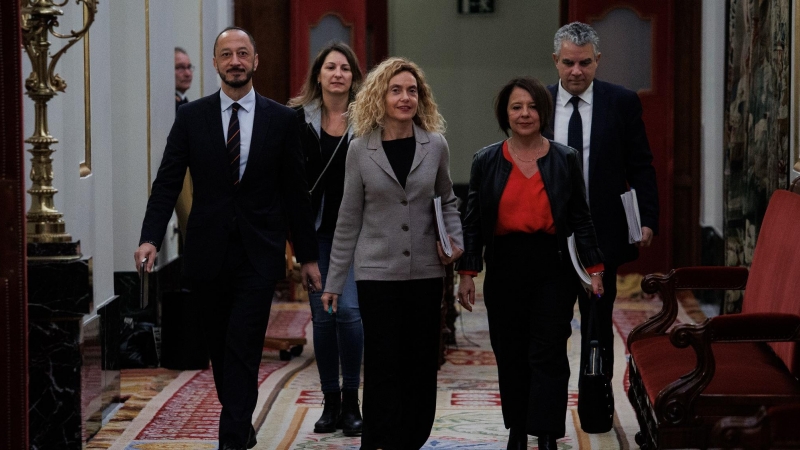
[626, 188, 800, 449]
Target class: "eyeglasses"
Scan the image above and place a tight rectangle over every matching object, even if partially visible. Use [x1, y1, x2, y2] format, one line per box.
[175, 64, 195, 72]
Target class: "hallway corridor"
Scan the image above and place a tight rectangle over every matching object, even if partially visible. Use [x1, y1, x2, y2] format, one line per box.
[86, 275, 685, 449]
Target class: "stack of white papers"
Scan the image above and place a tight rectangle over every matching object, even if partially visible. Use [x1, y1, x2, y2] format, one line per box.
[621, 189, 643, 244]
[433, 196, 453, 257]
[567, 234, 592, 290]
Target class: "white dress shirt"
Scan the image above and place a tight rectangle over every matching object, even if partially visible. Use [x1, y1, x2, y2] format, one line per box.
[220, 88, 256, 180]
[553, 81, 594, 201]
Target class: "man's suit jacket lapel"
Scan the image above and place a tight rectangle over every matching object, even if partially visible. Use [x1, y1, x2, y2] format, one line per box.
[589, 80, 609, 157]
[240, 94, 271, 186]
[589, 80, 610, 188]
[205, 91, 228, 160]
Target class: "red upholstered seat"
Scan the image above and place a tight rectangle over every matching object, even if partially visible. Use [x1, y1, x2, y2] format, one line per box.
[625, 189, 800, 449]
[741, 190, 800, 375]
[631, 336, 800, 406]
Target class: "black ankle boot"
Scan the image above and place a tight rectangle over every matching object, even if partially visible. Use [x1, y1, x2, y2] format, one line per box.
[314, 391, 341, 433]
[537, 434, 558, 450]
[247, 424, 257, 449]
[338, 389, 363, 436]
[507, 427, 528, 450]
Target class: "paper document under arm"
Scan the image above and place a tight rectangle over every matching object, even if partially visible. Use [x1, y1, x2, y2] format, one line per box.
[620, 188, 642, 244]
[433, 196, 453, 257]
[568, 234, 592, 290]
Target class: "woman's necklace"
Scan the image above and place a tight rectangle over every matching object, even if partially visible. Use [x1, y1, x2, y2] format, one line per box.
[322, 108, 347, 136]
[509, 136, 546, 163]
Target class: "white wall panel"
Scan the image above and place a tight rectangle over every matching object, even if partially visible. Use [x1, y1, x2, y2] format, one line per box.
[701, 0, 725, 236]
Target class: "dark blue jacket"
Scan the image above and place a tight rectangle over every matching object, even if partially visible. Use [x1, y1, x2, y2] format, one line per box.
[545, 79, 659, 267]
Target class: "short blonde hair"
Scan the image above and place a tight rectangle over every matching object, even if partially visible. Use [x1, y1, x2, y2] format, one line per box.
[347, 57, 445, 137]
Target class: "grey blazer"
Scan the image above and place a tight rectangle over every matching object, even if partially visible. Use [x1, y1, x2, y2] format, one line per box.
[324, 123, 463, 294]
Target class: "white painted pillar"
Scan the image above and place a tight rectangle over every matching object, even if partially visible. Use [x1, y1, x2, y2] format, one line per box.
[700, 0, 725, 236]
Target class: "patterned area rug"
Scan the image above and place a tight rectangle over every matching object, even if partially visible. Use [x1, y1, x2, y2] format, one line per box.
[255, 274, 696, 449]
[88, 302, 313, 450]
[89, 276, 701, 449]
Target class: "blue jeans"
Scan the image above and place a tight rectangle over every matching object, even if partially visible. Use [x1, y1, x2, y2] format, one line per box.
[310, 233, 363, 393]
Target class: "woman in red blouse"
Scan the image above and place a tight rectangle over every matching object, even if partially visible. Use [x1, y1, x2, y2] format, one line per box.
[457, 77, 604, 450]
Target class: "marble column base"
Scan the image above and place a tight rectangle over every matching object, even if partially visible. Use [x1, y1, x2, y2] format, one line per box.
[29, 318, 83, 449]
[28, 257, 122, 448]
[82, 299, 122, 441]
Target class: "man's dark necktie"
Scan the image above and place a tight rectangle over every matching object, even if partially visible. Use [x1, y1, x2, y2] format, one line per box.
[227, 102, 241, 186]
[568, 96, 583, 161]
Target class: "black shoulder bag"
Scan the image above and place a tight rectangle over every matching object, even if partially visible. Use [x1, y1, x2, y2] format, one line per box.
[577, 294, 615, 433]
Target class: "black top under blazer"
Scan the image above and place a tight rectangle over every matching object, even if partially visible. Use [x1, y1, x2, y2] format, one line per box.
[140, 90, 319, 281]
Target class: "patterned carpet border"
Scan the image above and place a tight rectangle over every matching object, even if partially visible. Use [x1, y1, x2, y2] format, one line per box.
[95, 303, 312, 450]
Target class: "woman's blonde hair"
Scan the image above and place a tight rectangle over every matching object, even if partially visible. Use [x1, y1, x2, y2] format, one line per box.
[347, 57, 445, 136]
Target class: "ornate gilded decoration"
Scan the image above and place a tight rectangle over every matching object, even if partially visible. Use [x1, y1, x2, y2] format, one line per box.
[20, 0, 98, 254]
[80, 1, 91, 177]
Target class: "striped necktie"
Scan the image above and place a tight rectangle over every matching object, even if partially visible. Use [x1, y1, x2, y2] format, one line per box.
[227, 102, 241, 185]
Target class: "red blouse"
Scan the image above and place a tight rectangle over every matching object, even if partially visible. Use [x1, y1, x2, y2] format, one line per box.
[495, 142, 556, 235]
[459, 141, 603, 277]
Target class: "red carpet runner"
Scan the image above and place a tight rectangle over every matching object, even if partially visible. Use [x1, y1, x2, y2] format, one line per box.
[135, 361, 288, 440]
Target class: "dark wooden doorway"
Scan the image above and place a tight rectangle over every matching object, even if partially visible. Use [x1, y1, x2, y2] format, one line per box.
[1, 0, 30, 448]
[234, 0, 292, 104]
[233, 0, 387, 104]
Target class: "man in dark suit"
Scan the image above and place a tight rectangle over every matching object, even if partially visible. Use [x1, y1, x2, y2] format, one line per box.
[544, 22, 659, 380]
[135, 27, 321, 450]
[175, 47, 192, 111]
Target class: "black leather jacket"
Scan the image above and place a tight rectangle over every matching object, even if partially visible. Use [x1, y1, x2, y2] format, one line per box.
[456, 140, 604, 273]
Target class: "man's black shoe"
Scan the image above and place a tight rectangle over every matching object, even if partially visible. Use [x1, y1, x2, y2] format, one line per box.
[247, 424, 257, 449]
[506, 427, 527, 450]
[221, 443, 245, 450]
[537, 434, 558, 450]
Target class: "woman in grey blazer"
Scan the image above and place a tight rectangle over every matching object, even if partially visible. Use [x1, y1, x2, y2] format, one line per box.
[321, 57, 463, 450]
